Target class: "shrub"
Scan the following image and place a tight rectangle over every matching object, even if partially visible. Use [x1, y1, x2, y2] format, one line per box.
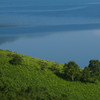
[9, 54, 22, 65]
[39, 61, 48, 71]
[50, 63, 60, 74]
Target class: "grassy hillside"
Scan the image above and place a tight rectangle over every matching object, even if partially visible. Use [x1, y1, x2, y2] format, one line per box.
[0, 49, 100, 100]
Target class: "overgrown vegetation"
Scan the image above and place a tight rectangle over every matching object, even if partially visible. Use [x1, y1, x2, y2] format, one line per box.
[63, 60, 100, 83]
[0, 49, 100, 100]
[9, 54, 23, 65]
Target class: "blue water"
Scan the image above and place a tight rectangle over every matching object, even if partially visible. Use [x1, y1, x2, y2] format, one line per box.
[0, 0, 100, 67]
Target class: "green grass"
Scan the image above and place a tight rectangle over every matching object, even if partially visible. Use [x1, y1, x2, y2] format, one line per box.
[0, 49, 100, 100]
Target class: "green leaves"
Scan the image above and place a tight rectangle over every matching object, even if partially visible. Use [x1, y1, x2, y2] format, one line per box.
[63, 61, 80, 81]
[9, 54, 22, 65]
[81, 67, 91, 82]
[88, 60, 100, 81]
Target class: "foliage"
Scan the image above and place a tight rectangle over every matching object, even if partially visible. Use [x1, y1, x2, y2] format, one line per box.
[9, 54, 22, 65]
[50, 63, 60, 74]
[38, 61, 48, 71]
[81, 67, 92, 82]
[88, 60, 100, 81]
[63, 61, 81, 81]
[0, 49, 100, 100]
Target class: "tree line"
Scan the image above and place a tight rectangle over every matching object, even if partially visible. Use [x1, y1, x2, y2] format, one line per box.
[63, 60, 100, 83]
[9, 54, 100, 83]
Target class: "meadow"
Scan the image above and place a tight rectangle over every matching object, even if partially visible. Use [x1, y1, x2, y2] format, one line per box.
[0, 49, 100, 100]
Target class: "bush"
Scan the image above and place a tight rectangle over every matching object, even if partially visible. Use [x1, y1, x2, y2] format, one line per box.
[39, 61, 48, 71]
[9, 54, 22, 65]
[50, 63, 60, 74]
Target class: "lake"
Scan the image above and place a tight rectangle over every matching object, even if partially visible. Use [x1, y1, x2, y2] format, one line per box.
[0, 0, 100, 67]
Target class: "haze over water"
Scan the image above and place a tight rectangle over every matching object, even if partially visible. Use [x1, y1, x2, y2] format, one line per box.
[0, 0, 100, 67]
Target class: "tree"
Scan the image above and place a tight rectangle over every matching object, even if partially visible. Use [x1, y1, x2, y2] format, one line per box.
[9, 54, 22, 65]
[63, 61, 80, 81]
[88, 60, 100, 80]
[81, 67, 91, 82]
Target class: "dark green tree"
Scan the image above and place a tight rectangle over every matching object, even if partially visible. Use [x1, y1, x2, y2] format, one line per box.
[81, 67, 92, 82]
[88, 60, 100, 81]
[9, 54, 22, 65]
[63, 61, 80, 81]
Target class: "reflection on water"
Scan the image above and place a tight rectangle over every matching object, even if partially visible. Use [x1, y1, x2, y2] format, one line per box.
[0, 36, 18, 45]
[0, 0, 100, 67]
[0, 23, 100, 36]
[0, 30, 100, 68]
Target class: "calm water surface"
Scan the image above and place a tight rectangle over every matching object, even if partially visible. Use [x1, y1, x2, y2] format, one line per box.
[0, 0, 100, 67]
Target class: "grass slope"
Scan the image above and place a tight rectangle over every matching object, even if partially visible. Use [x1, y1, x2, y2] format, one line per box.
[0, 49, 100, 100]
